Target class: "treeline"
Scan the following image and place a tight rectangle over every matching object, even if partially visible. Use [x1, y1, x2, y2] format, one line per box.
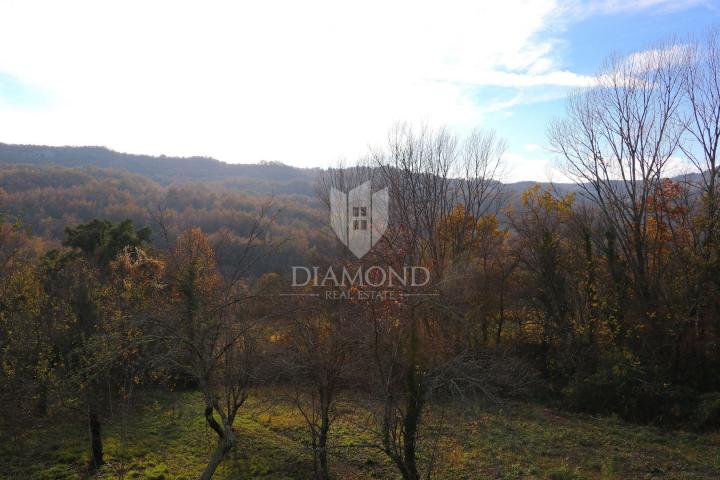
[0, 142, 320, 194]
[1, 32, 720, 480]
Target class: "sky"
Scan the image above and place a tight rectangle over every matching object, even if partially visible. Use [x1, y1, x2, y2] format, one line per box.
[1, 0, 719, 182]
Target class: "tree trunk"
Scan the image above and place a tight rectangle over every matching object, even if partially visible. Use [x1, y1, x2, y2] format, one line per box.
[33, 381, 48, 416]
[495, 276, 505, 346]
[402, 378, 422, 480]
[88, 406, 103, 471]
[199, 427, 234, 480]
[402, 316, 423, 480]
[199, 403, 236, 480]
[317, 415, 330, 480]
[311, 385, 332, 480]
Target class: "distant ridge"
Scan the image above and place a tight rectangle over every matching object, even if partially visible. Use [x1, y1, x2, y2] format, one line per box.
[1, 142, 703, 200]
[0, 142, 582, 192]
[0, 142, 320, 195]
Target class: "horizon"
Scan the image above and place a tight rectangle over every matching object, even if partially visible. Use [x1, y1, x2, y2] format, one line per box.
[1, 1, 719, 182]
[0, 141, 703, 188]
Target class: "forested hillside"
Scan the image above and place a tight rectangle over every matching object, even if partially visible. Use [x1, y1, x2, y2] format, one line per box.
[0, 143, 320, 195]
[0, 145, 572, 276]
[0, 163, 330, 277]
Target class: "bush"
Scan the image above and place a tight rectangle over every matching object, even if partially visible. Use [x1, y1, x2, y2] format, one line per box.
[693, 392, 720, 431]
[563, 349, 646, 418]
[562, 349, 710, 425]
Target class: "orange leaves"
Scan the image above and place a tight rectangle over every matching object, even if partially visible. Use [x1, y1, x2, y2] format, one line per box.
[646, 179, 692, 265]
[173, 227, 217, 271]
[521, 184, 575, 219]
[169, 227, 223, 301]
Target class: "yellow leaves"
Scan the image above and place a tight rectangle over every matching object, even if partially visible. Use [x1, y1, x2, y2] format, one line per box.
[113, 246, 165, 276]
[477, 213, 500, 237]
[170, 227, 223, 304]
[1, 358, 17, 378]
[520, 183, 540, 205]
[174, 227, 217, 267]
[521, 184, 575, 218]
[439, 203, 504, 259]
[440, 204, 476, 243]
[646, 179, 693, 257]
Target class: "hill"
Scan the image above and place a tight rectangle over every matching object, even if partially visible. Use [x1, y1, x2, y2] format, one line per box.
[0, 143, 321, 196]
[0, 142, 587, 197]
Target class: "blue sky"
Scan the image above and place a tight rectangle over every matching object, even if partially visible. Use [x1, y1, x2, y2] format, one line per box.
[0, 0, 719, 181]
[483, 1, 720, 181]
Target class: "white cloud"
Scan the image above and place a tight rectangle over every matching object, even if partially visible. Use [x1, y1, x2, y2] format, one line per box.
[0, 0, 708, 177]
[567, 0, 708, 17]
[503, 151, 571, 183]
[434, 69, 593, 88]
[664, 155, 694, 178]
[0, 0, 572, 166]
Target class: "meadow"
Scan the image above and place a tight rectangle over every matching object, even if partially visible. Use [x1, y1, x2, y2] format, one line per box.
[2, 390, 718, 480]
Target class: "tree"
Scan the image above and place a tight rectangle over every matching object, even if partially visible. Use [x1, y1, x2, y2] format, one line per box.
[679, 30, 720, 386]
[0, 217, 50, 429]
[550, 44, 685, 312]
[347, 124, 509, 480]
[279, 303, 358, 480]
[683, 30, 720, 253]
[159, 220, 279, 479]
[512, 185, 577, 346]
[57, 218, 152, 470]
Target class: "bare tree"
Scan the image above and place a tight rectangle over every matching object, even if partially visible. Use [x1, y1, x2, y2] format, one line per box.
[681, 29, 720, 296]
[352, 124, 508, 480]
[664, 29, 720, 381]
[549, 42, 685, 307]
[279, 304, 358, 480]
[312, 124, 508, 480]
[455, 128, 507, 260]
[373, 123, 456, 277]
[682, 29, 720, 234]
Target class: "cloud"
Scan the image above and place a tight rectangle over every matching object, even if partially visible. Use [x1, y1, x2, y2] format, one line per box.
[664, 155, 694, 177]
[502, 151, 571, 183]
[0, 0, 571, 165]
[567, 0, 709, 17]
[0, 0, 710, 176]
[434, 69, 594, 88]
[621, 44, 692, 72]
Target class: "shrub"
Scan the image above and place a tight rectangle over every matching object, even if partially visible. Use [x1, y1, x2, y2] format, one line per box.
[563, 349, 646, 418]
[562, 349, 705, 424]
[693, 392, 720, 431]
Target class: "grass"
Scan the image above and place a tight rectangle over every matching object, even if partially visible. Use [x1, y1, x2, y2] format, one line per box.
[0, 389, 718, 479]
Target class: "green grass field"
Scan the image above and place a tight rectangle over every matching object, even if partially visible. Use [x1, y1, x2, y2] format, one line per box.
[1, 390, 718, 480]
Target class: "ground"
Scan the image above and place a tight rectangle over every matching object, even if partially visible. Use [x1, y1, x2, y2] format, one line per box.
[1, 390, 718, 480]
